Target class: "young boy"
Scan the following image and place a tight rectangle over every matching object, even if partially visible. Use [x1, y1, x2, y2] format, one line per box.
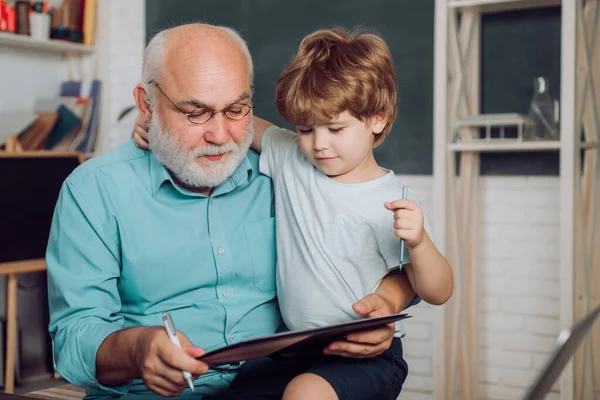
[134, 28, 453, 400]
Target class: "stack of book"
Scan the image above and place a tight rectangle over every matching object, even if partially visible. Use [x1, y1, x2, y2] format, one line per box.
[0, 0, 96, 45]
[1, 79, 101, 152]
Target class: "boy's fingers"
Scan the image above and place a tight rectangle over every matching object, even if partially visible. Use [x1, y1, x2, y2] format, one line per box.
[134, 134, 150, 150]
[134, 123, 149, 139]
[392, 209, 412, 221]
[394, 218, 415, 230]
[384, 199, 417, 211]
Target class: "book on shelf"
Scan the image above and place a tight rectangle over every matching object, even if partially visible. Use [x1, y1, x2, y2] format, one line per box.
[18, 112, 59, 150]
[0, 0, 96, 46]
[60, 79, 102, 152]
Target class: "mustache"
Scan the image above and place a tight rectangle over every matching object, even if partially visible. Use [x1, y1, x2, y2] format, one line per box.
[192, 143, 238, 157]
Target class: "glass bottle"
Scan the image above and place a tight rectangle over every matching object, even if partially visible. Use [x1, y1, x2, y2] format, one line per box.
[524, 77, 559, 140]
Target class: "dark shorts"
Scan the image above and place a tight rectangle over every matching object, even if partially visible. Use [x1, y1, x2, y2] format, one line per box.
[214, 338, 408, 400]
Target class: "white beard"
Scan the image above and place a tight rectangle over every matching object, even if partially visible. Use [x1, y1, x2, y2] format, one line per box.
[148, 115, 254, 188]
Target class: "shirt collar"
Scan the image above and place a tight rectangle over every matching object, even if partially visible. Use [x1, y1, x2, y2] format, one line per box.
[149, 152, 254, 196]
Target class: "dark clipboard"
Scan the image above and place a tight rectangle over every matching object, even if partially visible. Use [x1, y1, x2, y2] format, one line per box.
[197, 312, 411, 368]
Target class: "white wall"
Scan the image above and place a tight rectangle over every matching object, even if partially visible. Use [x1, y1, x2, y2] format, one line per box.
[94, 0, 145, 153]
[398, 176, 561, 400]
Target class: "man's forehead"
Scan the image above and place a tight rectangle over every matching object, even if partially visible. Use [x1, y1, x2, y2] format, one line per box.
[173, 84, 252, 110]
[163, 67, 251, 107]
[189, 89, 252, 109]
[165, 37, 249, 80]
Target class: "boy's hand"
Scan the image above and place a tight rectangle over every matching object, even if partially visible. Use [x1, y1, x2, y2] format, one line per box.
[323, 293, 395, 358]
[384, 199, 425, 249]
[133, 113, 151, 150]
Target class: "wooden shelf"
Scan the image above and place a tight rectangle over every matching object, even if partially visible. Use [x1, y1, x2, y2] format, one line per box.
[455, 113, 531, 127]
[0, 31, 94, 55]
[449, 139, 560, 152]
[454, 113, 534, 142]
[449, 139, 598, 152]
[449, 0, 561, 13]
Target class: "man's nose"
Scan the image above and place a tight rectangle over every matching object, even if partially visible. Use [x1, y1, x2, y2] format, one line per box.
[203, 113, 231, 145]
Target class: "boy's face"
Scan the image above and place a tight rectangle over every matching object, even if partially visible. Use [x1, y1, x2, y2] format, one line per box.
[295, 111, 387, 182]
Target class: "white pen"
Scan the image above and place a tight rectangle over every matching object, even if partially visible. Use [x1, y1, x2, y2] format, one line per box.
[399, 185, 409, 266]
[162, 312, 195, 392]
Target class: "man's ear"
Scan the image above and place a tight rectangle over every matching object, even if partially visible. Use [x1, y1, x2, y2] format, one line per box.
[133, 83, 152, 122]
[372, 113, 388, 134]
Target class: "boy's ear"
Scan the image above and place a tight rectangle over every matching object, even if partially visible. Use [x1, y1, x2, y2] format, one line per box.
[372, 113, 388, 134]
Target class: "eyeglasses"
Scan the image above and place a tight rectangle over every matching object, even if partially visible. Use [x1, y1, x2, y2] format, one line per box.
[148, 80, 252, 125]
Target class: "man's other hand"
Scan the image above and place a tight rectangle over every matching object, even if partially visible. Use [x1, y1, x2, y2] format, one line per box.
[323, 293, 396, 359]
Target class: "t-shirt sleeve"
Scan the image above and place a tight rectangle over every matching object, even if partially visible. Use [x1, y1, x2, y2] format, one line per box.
[259, 125, 298, 178]
[377, 187, 434, 270]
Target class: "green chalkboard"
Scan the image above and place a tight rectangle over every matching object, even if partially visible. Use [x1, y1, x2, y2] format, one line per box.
[146, 0, 561, 175]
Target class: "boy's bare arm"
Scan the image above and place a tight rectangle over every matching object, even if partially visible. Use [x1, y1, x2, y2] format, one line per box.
[385, 199, 454, 306]
[402, 234, 454, 305]
[251, 116, 273, 153]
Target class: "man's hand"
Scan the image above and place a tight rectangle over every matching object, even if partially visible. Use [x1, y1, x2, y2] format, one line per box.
[97, 326, 209, 398]
[323, 293, 397, 359]
[385, 199, 426, 249]
[132, 327, 208, 397]
[133, 113, 150, 150]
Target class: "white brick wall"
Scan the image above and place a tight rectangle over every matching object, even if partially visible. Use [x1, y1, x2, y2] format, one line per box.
[398, 176, 561, 400]
[94, 0, 145, 153]
[101, 5, 564, 398]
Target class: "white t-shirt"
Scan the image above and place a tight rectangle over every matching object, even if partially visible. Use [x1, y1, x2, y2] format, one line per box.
[260, 126, 432, 335]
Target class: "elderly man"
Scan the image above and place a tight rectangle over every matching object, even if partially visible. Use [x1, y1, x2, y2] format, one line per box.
[47, 23, 416, 399]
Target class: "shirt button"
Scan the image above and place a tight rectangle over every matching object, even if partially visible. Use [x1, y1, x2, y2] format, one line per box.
[227, 332, 233, 340]
[210, 198, 214, 203]
[222, 291, 229, 298]
[217, 248, 224, 255]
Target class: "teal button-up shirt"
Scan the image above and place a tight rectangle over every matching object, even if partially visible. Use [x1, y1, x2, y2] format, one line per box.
[47, 141, 281, 399]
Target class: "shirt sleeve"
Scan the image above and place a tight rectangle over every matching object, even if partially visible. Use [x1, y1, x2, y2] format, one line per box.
[46, 180, 131, 395]
[259, 125, 298, 178]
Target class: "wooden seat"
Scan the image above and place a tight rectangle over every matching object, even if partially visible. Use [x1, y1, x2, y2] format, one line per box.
[24, 384, 85, 400]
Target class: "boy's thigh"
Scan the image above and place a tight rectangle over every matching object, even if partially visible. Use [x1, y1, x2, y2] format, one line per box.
[306, 338, 408, 400]
[216, 338, 408, 400]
